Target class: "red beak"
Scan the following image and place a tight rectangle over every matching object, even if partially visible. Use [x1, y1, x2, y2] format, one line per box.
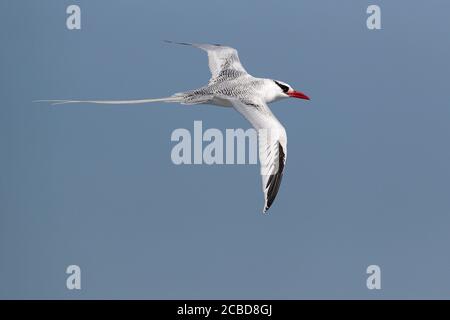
[288, 90, 310, 100]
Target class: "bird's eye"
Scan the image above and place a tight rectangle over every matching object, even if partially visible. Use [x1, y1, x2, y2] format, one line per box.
[274, 80, 289, 93]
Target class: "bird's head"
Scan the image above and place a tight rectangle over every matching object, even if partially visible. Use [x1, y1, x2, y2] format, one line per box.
[268, 79, 310, 103]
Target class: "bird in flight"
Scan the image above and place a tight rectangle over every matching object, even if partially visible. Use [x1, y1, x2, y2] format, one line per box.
[39, 41, 310, 213]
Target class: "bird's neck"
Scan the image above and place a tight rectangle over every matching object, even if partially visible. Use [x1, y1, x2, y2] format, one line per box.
[261, 79, 287, 104]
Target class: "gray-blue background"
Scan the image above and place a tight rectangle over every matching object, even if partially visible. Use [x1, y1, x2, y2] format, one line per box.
[1, 0, 449, 299]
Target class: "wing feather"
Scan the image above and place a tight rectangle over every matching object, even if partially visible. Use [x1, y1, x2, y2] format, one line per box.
[165, 41, 248, 83]
[219, 96, 287, 213]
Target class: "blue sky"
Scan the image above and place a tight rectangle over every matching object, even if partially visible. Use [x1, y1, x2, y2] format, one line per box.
[1, 0, 450, 298]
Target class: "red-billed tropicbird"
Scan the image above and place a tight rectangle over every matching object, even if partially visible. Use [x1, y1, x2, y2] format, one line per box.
[39, 41, 310, 213]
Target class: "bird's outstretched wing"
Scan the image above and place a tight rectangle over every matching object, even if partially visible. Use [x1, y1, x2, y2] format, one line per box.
[164, 41, 249, 84]
[218, 96, 287, 213]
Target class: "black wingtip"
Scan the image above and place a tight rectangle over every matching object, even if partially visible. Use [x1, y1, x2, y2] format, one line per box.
[163, 40, 191, 46]
[263, 143, 286, 213]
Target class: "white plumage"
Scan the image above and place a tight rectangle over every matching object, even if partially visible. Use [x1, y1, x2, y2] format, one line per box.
[37, 41, 310, 213]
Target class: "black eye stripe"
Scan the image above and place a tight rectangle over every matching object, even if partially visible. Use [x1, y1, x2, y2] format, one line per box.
[274, 80, 289, 93]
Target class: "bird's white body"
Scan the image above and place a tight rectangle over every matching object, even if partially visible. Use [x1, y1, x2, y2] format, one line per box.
[190, 78, 288, 107]
[39, 41, 310, 213]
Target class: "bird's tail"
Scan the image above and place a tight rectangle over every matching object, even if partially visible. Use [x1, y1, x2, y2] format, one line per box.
[34, 93, 186, 106]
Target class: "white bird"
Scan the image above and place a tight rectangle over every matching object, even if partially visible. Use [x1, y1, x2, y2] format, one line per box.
[38, 41, 310, 213]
